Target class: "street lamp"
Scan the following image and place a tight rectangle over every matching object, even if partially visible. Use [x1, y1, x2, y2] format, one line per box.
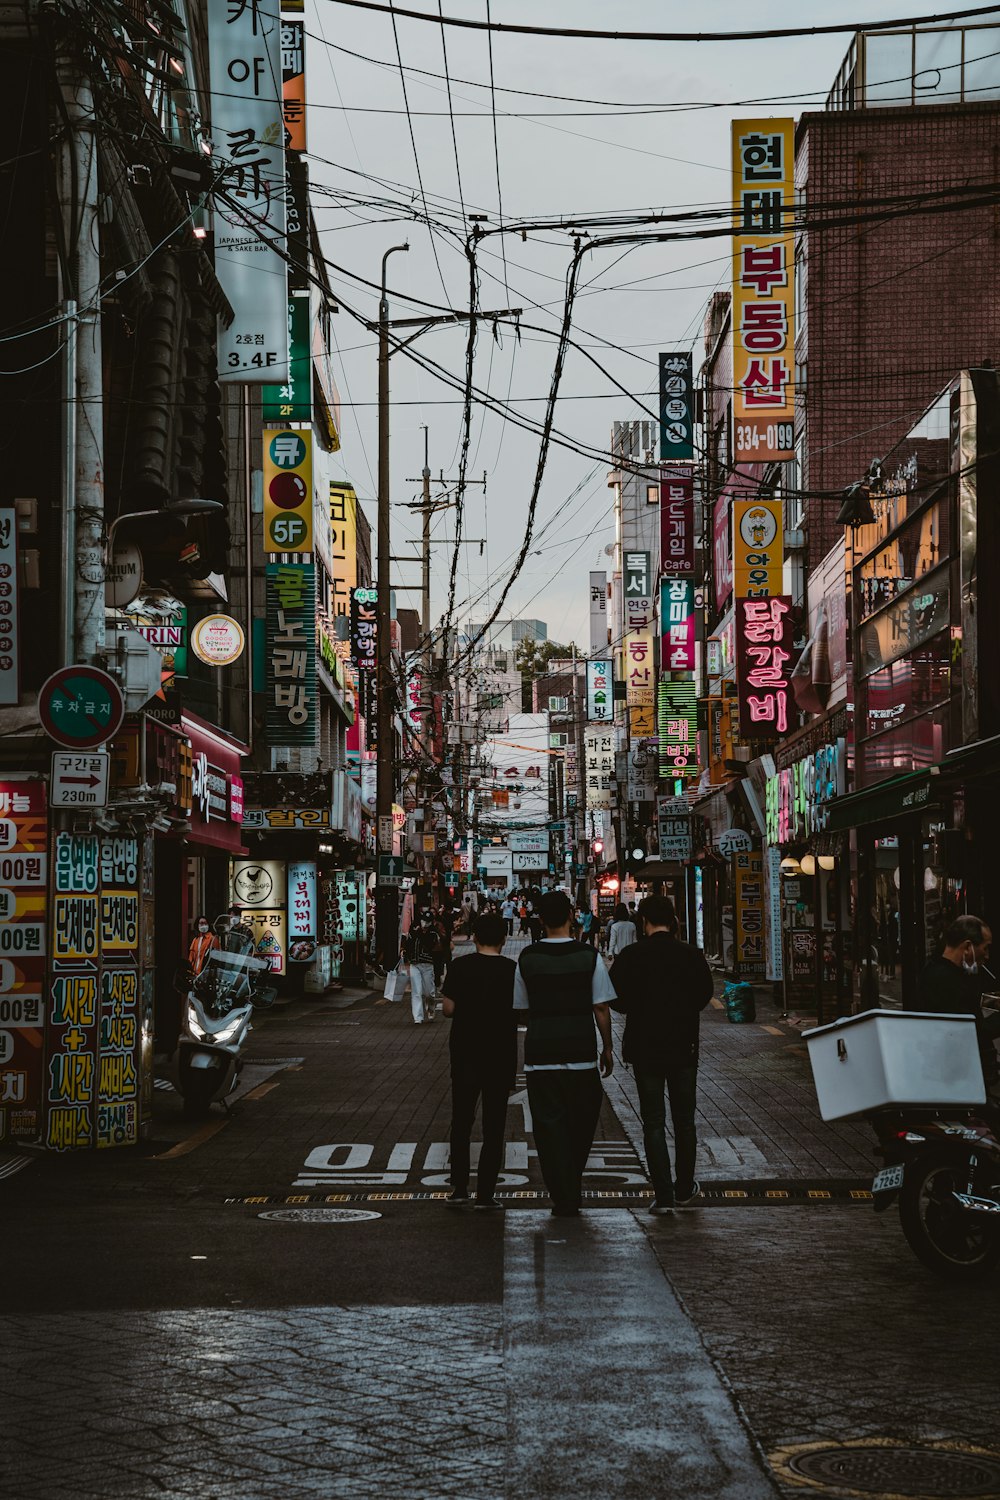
[106, 496, 225, 555]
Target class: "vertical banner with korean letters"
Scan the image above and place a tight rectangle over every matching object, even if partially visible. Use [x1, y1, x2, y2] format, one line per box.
[623, 551, 654, 709]
[733, 848, 766, 979]
[287, 860, 317, 963]
[46, 831, 145, 1151]
[266, 563, 318, 746]
[350, 586, 378, 736]
[732, 118, 794, 460]
[657, 795, 692, 862]
[586, 659, 613, 722]
[733, 495, 783, 598]
[660, 579, 695, 672]
[735, 595, 794, 739]
[0, 509, 18, 706]
[657, 677, 698, 781]
[659, 471, 695, 576]
[209, 0, 288, 381]
[0, 781, 46, 1144]
[330, 483, 358, 626]
[584, 727, 615, 810]
[263, 428, 313, 554]
[658, 351, 694, 462]
[280, 16, 306, 152]
[588, 571, 608, 656]
[261, 293, 311, 424]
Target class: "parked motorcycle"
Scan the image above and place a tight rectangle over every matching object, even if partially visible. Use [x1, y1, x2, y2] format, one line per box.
[175, 917, 276, 1118]
[869, 1107, 1000, 1278]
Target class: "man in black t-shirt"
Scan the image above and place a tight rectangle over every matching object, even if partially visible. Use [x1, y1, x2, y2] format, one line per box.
[441, 913, 517, 1209]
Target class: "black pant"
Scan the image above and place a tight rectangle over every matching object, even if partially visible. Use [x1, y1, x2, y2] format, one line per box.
[449, 1068, 510, 1200]
[527, 1067, 603, 1210]
[633, 1066, 698, 1205]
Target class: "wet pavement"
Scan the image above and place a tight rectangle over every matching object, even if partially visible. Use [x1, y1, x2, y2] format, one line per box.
[4, 936, 1000, 1498]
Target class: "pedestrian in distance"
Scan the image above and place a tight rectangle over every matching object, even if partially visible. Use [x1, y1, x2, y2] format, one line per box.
[609, 895, 714, 1215]
[915, 914, 1000, 1096]
[577, 905, 596, 947]
[514, 890, 615, 1217]
[607, 903, 637, 961]
[441, 913, 518, 1209]
[403, 917, 438, 1025]
[501, 896, 516, 938]
[188, 914, 219, 977]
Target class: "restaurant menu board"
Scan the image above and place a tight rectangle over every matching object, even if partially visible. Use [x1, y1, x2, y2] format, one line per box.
[45, 832, 146, 1150]
[0, 780, 47, 1144]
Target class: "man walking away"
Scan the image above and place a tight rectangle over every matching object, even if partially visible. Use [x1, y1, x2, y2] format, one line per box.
[441, 914, 517, 1209]
[916, 914, 999, 1097]
[607, 903, 638, 961]
[501, 896, 516, 938]
[514, 890, 615, 1217]
[609, 895, 714, 1215]
[403, 917, 438, 1025]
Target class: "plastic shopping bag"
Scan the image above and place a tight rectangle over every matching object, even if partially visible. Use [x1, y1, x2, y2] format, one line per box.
[384, 961, 406, 1002]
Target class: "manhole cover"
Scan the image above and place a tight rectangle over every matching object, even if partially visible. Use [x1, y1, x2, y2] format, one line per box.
[258, 1208, 382, 1224]
[772, 1439, 1000, 1498]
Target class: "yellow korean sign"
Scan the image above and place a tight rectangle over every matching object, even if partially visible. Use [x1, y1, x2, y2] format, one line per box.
[629, 703, 656, 739]
[733, 496, 783, 597]
[732, 118, 795, 461]
[329, 482, 357, 624]
[263, 429, 313, 554]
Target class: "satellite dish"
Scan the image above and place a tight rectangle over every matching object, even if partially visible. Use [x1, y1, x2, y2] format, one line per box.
[603, 544, 615, 557]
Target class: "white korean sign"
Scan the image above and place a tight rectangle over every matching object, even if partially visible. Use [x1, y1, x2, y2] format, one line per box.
[584, 727, 614, 810]
[479, 849, 513, 875]
[0, 510, 18, 706]
[50, 753, 109, 809]
[589, 571, 607, 656]
[509, 831, 549, 853]
[287, 859, 317, 959]
[512, 850, 547, 873]
[586, 659, 613, 723]
[209, 0, 289, 382]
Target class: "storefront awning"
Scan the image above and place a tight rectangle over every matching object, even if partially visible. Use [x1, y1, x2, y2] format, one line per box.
[825, 769, 937, 832]
[937, 734, 1000, 785]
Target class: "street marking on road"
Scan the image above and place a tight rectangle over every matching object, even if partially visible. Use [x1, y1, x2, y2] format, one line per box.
[242, 1080, 281, 1101]
[761, 1025, 783, 1035]
[225, 1182, 874, 1208]
[292, 1135, 649, 1190]
[153, 1120, 227, 1159]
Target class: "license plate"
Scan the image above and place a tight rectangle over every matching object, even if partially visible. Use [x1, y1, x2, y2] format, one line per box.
[873, 1164, 904, 1194]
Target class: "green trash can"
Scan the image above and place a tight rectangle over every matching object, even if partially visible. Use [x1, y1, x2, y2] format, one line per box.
[723, 981, 756, 1024]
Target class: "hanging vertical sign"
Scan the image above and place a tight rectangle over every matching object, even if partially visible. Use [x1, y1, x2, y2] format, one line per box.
[658, 351, 694, 462]
[586, 659, 613, 722]
[732, 118, 795, 459]
[584, 728, 615, 810]
[265, 563, 318, 746]
[280, 17, 306, 152]
[0, 510, 18, 707]
[261, 294, 311, 424]
[209, 0, 288, 382]
[350, 586, 378, 734]
[660, 579, 696, 672]
[330, 483, 358, 624]
[263, 428, 313, 554]
[287, 859, 317, 961]
[623, 551, 654, 708]
[733, 848, 766, 978]
[657, 795, 693, 862]
[0, 780, 47, 1145]
[657, 677, 698, 780]
[735, 595, 794, 739]
[659, 471, 695, 576]
[588, 571, 608, 656]
[733, 495, 783, 598]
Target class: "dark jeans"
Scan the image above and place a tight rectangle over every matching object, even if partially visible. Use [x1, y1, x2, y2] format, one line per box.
[633, 1065, 698, 1205]
[527, 1067, 603, 1210]
[450, 1068, 510, 1200]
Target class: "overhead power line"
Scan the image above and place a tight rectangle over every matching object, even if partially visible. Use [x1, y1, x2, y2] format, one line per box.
[324, 2, 1000, 44]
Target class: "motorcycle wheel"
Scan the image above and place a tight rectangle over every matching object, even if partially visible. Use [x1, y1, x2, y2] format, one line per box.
[898, 1152, 1000, 1279]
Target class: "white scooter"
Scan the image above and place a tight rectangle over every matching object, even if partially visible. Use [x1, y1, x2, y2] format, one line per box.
[175, 919, 276, 1117]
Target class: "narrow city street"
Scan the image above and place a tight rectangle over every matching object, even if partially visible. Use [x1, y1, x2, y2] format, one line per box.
[4, 942, 998, 1500]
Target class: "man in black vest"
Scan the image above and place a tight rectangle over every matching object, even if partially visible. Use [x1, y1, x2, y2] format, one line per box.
[609, 894, 714, 1215]
[513, 889, 615, 1216]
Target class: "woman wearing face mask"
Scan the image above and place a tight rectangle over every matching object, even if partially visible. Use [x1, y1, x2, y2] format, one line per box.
[188, 914, 219, 977]
[916, 914, 998, 1096]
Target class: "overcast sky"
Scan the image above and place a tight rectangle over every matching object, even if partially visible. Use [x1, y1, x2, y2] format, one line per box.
[307, 0, 956, 647]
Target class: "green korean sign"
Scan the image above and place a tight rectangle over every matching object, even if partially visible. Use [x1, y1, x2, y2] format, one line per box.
[262, 294, 311, 424]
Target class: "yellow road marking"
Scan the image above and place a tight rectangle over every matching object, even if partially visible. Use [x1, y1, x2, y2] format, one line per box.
[242, 1080, 281, 1101]
[153, 1119, 228, 1159]
[761, 1025, 782, 1035]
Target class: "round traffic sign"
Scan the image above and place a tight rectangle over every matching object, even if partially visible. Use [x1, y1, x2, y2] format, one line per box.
[38, 665, 125, 750]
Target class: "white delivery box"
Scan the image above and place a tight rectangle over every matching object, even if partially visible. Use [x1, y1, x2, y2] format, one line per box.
[804, 1009, 985, 1122]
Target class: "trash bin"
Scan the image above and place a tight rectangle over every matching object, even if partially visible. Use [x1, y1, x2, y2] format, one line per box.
[723, 981, 756, 1023]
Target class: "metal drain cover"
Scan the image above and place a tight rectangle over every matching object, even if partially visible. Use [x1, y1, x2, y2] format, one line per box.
[258, 1207, 381, 1224]
[772, 1440, 1000, 1498]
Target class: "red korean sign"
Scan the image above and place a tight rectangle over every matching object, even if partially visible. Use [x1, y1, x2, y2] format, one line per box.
[0, 779, 47, 1145]
[735, 595, 794, 739]
[660, 469, 695, 575]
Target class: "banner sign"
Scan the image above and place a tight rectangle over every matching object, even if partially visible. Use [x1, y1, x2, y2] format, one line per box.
[735, 595, 794, 739]
[209, 0, 288, 382]
[732, 118, 794, 459]
[589, 571, 608, 656]
[350, 586, 378, 733]
[764, 738, 846, 846]
[713, 492, 734, 611]
[584, 727, 615, 809]
[623, 550, 651, 602]
[330, 483, 358, 624]
[657, 676, 698, 780]
[629, 703, 656, 739]
[287, 859, 317, 961]
[280, 18, 306, 152]
[624, 552, 654, 709]
[586, 659, 613, 722]
[660, 579, 696, 672]
[0, 781, 46, 1145]
[0, 510, 18, 706]
[733, 848, 766, 978]
[657, 795, 692, 862]
[265, 563, 318, 746]
[261, 293, 311, 424]
[660, 471, 695, 576]
[733, 495, 783, 598]
[404, 653, 424, 736]
[263, 428, 313, 553]
[509, 831, 549, 853]
[658, 351, 694, 462]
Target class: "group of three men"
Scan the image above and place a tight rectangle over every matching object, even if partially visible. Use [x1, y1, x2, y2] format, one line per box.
[441, 889, 713, 1216]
